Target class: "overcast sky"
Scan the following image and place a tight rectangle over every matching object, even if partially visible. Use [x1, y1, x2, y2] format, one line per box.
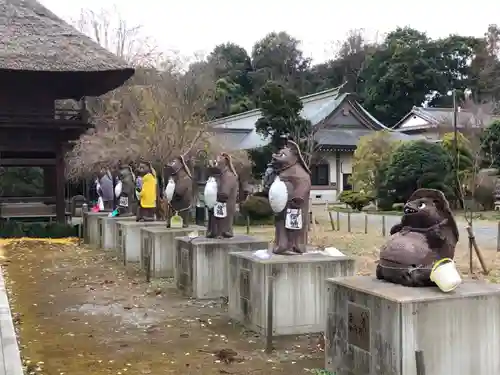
[40, 0, 500, 63]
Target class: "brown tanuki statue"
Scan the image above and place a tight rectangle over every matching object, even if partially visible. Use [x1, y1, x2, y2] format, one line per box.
[164, 155, 193, 228]
[116, 163, 137, 216]
[97, 167, 114, 211]
[206, 153, 238, 239]
[270, 140, 311, 254]
[135, 161, 157, 222]
[376, 188, 459, 287]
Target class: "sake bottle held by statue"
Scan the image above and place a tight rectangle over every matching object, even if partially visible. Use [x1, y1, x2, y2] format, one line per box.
[114, 180, 123, 198]
[164, 177, 176, 202]
[204, 176, 218, 209]
[268, 176, 288, 213]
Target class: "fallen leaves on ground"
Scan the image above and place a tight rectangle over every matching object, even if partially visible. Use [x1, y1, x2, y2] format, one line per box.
[3, 237, 324, 375]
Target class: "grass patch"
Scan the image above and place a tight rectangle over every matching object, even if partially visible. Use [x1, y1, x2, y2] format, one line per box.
[236, 225, 500, 282]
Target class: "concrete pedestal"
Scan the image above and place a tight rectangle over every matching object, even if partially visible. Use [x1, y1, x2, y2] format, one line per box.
[176, 235, 268, 299]
[83, 212, 108, 246]
[117, 221, 166, 264]
[140, 226, 205, 278]
[228, 252, 355, 336]
[99, 216, 136, 251]
[325, 276, 500, 375]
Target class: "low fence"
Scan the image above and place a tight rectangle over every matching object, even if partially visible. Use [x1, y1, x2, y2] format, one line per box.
[325, 210, 391, 236]
[318, 210, 500, 256]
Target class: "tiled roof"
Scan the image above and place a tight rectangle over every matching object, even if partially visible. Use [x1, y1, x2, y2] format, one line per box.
[394, 106, 500, 131]
[209, 85, 400, 150]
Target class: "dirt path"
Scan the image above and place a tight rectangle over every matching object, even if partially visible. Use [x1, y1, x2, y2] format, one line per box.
[2, 239, 324, 375]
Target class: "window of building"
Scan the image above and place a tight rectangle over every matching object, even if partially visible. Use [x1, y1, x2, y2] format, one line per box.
[311, 163, 329, 186]
[342, 173, 352, 191]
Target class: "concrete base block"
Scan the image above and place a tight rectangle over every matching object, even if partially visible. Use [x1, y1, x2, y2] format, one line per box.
[117, 221, 166, 264]
[325, 276, 500, 375]
[83, 212, 108, 246]
[176, 235, 268, 299]
[99, 216, 136, 251]
[140, 226, 205, 278]
[229, 252, 355, 336]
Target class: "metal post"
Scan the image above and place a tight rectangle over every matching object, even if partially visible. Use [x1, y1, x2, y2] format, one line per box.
[382, 216, 386, 237]
[347, 212, 351, 233]
[364, 214, 368, 234]
[415, 350, 426, 375]
[453, 89, 459, 174]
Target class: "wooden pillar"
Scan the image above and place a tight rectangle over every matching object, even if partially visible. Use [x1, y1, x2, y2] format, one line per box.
[335, 150, 341, 194]
[55, 142, 65, 223]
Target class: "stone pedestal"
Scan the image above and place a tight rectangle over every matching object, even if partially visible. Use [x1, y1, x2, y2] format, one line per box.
[83, 212, 108, 246]
[99, 216, 136, 251]
[229, 252, 355, 336]
[140, 226, 205, 278]
[325, 276, 500, 375]
[117, 221, 166, 265]
[176, 235, 268, 299]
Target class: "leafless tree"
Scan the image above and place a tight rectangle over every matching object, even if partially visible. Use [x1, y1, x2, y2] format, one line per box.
[65, 57, 216, 179]
[206, 133, 253, 182]
[74, 7, 160, 66]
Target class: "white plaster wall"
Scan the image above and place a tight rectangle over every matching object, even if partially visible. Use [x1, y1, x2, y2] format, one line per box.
[309, 151, 354, 204]
[310, 189, 337, 204]
[339, 152, 352, 174]
[400, 115, 429, 128]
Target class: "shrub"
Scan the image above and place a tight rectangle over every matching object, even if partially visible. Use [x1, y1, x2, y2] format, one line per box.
[383, 140, 454, 203]
[474, 184, 495, 210]
[240, 194, 273, 220]
[338, 191, 373, 211]
[0, 221, 78, 238]
[392, 203, 405, 211]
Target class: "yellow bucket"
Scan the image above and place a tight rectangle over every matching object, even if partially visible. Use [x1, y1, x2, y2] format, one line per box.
[430, 258, 462, 292]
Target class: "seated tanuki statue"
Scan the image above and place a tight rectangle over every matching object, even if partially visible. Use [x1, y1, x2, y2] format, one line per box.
[376, 188, 459, 287]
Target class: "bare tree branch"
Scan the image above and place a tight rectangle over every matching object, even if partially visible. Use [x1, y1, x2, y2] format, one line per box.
[74, 7, 161, 67]
[65, 57, 216, 179]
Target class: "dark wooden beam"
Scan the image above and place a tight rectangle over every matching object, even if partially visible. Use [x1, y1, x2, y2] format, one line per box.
[55, 139, 66, 223]
[0, 122, 91, 130]
[0, 158, 56, 166]
[0, 196, 56, 204]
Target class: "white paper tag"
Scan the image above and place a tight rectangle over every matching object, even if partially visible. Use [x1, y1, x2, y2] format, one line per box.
[119, 196, 129, 207]
[285, 208, 302, 230]
[214, 202, 227, 218]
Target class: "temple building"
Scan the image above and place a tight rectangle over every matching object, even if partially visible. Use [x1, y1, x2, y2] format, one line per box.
[209, 86, 417, 203]
[0, 0, 134, 222]
[393, 105, 500, 140]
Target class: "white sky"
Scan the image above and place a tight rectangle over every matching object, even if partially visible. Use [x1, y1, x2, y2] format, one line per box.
[40, 0, 500, 63]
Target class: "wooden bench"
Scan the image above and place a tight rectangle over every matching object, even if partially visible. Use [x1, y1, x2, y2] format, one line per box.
[0, 203, 71, 223]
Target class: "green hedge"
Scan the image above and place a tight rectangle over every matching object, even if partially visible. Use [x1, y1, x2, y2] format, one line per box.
[0, 221, 78, 238]
[240, 195, 274, 220]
